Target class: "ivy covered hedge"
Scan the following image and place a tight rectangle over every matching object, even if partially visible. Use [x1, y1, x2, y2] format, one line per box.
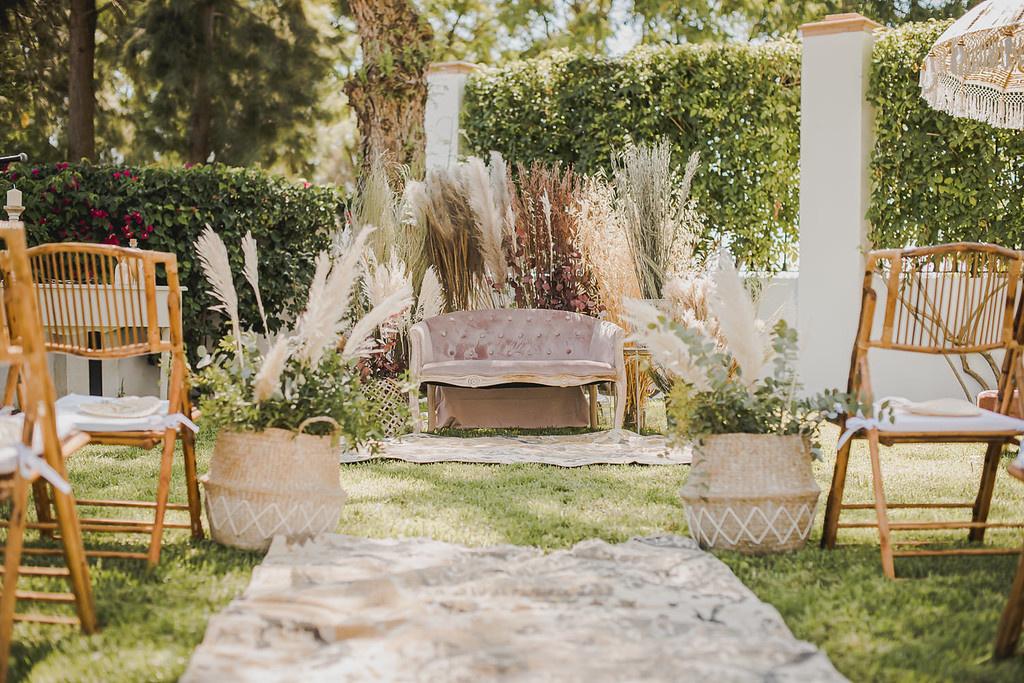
[463, 42, 802, 270]
[868, 20, 1024, 248]
[0, 163, 342, 356]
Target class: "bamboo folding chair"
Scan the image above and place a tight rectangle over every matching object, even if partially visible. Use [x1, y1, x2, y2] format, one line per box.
[995, 458, 1024, 659]
[0, 221, 97, 681]
[7, 243, 203, 567]
[821, 243, 1024, 579]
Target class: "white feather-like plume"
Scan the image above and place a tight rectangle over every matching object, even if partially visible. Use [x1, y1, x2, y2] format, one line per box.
[342, 284, 414, 360]
[622, 298, 711, 391]
[463, 155, 508, 285]
[195, 225, 242, 358]
[363, 250, 411, 309]
[241, 230, 269, 333]
[253, 335, 291, 402]
[489, 151, 512, 237]
[710, 249, 773, 386]
[295, 227, 374, 366]
[416, 266, 445, 321]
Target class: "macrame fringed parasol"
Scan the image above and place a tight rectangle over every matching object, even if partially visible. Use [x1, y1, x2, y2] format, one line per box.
[919, 0, 1024, 130]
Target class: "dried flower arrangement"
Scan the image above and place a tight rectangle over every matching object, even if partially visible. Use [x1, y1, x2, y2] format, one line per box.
[505, 161, 602, 316]
[192, 225, 413, 447]
[625, 250, 853, 451]
[613, 141, 705, 300]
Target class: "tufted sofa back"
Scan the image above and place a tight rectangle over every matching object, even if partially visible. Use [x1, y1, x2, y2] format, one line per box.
[416, 309, 621, 366]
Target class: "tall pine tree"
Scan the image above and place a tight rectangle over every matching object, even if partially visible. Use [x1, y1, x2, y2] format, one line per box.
[123, 0, 335, 173]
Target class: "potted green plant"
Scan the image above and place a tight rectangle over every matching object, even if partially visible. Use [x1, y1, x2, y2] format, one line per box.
[626, 251, 853, 554]
[193, 226, 412, 551]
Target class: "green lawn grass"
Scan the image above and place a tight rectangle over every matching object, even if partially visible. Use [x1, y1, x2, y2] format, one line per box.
[6, 425, 1024, 682]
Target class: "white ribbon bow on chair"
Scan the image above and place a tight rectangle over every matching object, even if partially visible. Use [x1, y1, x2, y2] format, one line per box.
[836, 416, 886, 450]
[144, 413, 199, 433]
[14, 443, 71, 494]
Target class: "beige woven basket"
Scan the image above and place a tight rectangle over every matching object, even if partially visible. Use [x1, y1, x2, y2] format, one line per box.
[680, 433, 820, 554]
[202, 418, 347, 551]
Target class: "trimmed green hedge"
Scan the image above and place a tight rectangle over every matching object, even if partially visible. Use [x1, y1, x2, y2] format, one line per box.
[868, 20, 1024, 248]
[0, 163, 342, 357]
[463, 42, 802, 270]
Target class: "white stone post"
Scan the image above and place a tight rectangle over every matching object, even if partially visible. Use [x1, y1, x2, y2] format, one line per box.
[796, 13, 880, 395]
[425, 61, 478, 171]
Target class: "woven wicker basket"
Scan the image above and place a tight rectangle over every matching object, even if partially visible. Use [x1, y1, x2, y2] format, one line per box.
[363, 378, 411, 438]
[680, 433, 820, 554]
[201, 418, 347, 551]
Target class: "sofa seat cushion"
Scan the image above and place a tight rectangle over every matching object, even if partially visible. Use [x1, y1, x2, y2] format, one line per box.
[421, 359, 617, 387]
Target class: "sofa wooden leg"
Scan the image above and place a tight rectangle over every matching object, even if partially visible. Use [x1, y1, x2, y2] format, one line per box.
[427, 385, 437, 432]
[588, 385, 599, 428]
[613, 380, 625, 430]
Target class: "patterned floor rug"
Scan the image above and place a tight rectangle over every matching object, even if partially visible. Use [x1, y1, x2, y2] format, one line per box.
[340, 429, 691, 467]
[182, 534, 846, 682]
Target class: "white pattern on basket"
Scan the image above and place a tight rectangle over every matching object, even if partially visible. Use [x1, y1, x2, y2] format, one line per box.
[685, 501, 817, 550]
[203, 486, 344, 551]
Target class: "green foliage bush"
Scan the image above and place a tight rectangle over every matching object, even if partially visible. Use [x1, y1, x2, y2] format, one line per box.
[0, 162, 343, 356]
[868, 20, 1024, 248]
[462, 42, 802, 270]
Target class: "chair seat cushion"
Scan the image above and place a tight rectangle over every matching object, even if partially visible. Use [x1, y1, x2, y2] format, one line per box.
[55, 394, 174, 433]
[0, 414, 78, 474]
[841, 402, 1024, 446]
[420, 359, 617, 386]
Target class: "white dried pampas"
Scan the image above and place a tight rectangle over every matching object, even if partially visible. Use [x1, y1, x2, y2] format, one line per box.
[195, 225, 242, 358]
[463, 155, 508, 285]
[253, 335, 291, 402]
[342, 284, 414, 360]
[295, 227, 373, 366]
[241, 231, 269, 333]
[709, 249, 773, 385]
[416, 267, 445, 322]
[623, 298, 711, 391]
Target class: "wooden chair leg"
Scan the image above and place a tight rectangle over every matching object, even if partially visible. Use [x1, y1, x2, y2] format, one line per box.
[0, 477, 29, 683]
[821, 439, 854, 550]
[995, 548, 1024, 659]
[867, 431, 897, 579]
[30, 479, 55, 540]
[50, 485, 97, 633]
[970, 441, 1003, 543]
[588, 385, 599, 429]
[181, 429, 204, 540]
[146, 430, 177, 568]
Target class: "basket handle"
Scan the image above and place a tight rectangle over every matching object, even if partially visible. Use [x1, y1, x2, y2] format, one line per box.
[295, 416, 341, 437]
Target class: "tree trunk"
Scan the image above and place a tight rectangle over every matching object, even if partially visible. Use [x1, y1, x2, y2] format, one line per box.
[346, 0, 434, 176]
[68, 0, 97, 161]
[188, 1, 216, 164]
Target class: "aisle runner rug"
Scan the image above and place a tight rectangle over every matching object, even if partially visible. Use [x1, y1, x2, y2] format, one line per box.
[340, 429, 691, 467]
[183, 535, 846, 682]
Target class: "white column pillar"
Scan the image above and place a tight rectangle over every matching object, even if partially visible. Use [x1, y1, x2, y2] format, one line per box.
[797, 13, 880, 395]
[425, 61, 478, 172]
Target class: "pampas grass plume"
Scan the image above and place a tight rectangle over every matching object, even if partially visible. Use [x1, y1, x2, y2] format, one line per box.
[195, 225, 242, 359]
[241, 231, 269, 333]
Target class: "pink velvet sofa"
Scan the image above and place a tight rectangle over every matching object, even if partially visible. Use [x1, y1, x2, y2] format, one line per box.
[408, 309, 626, 432]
